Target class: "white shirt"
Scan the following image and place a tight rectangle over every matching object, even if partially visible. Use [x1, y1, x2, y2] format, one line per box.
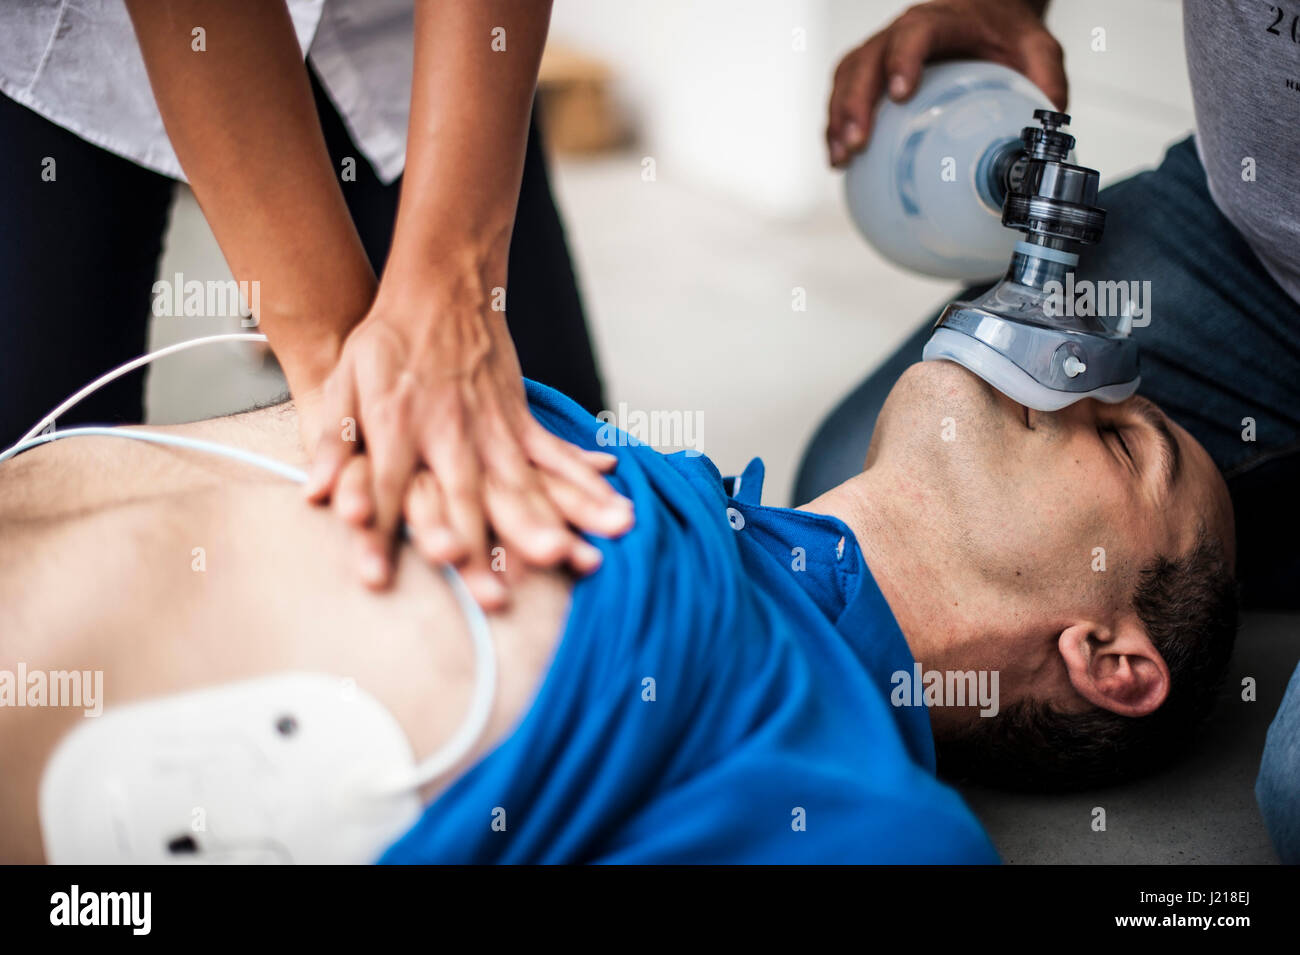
[0, 0, 414, 183]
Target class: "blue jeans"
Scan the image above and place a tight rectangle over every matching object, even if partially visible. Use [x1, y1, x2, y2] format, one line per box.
[794, 136, 1300, 611]
[1258, 665, 1300, 863]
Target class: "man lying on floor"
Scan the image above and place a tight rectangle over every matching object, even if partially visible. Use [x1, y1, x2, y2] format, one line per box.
[0, 360, 1237, 863]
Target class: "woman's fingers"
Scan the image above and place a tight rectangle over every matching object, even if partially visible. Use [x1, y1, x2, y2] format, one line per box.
[332, 455, 394, 589]
[482, 480, 599, 575]
[405, 469, 466, 564]
[534, 471, 627, 575]
[328, 453, 397, 589]
[306, 306, 634, 597]
[333, 454, 373, 527]
[524, 425, 634, 537]
[358, 389, 420, 588]
[480, 453, 600, 572]
[475, 417, 579, 567]
[582, 448, 620, 472]
[426, 414, 505, 610]
[303, 372, 358, 503]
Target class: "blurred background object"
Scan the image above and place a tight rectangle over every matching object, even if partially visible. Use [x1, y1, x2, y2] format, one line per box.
[536, 44, 627, 155]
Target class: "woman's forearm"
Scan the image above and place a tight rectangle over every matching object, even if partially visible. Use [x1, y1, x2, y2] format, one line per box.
[124, 0, 376, 393]
[378, 0, 554, 316]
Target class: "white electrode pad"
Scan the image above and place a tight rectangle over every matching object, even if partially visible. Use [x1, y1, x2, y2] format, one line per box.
[39, 672, 422, 863]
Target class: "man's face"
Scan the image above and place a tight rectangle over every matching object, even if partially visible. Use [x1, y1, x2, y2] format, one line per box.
[866, 361, 1233, 601]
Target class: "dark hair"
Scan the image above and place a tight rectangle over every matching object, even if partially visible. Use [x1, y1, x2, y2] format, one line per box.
[936, 526, 1239, 791]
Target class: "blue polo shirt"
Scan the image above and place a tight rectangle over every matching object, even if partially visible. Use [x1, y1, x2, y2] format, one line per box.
[380, 381, 998, 864]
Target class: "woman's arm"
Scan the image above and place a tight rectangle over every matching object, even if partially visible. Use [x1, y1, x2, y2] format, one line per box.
[303, 0, 633, 605]
[124, 0, 633, 606]
[123, 0, 375, 401]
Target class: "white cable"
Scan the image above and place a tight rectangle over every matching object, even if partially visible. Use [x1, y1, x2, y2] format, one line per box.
[16, 332, 270, 446]
[0, 427, 311, 482]
[1, 335, 496, 793]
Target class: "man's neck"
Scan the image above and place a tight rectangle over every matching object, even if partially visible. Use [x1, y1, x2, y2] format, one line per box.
[803, 467, 1057, 686]
[799, 470, 961, 672]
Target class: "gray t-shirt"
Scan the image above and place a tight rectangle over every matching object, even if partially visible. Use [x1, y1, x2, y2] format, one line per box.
[1184, 0, 1300, 303]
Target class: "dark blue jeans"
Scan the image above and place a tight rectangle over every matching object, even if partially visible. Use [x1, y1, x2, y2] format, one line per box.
[1258, 664, 1300, 863]
[794, 136, 1300, 611]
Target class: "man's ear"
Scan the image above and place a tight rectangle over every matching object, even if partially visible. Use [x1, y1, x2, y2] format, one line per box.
[1057, 617, 1170, 717]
